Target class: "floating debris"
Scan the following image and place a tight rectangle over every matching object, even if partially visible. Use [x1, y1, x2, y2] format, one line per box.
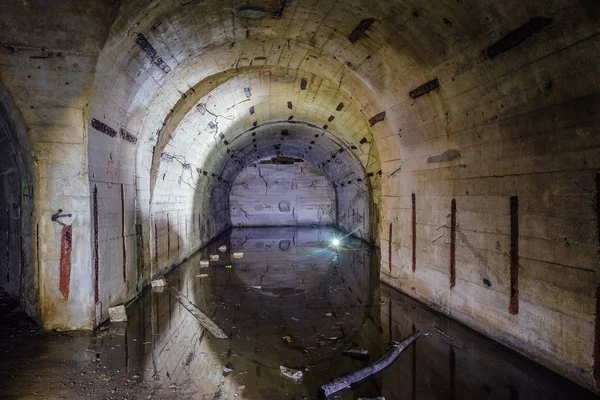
[280, 366, 303, 381]
[151, 278, 166, 287]
[283, 335, 294, 343]
[108, 305, 127, 323]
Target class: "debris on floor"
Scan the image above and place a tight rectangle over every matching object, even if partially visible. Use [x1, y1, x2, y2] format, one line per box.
[200, 260, 210, 268]
[319, 331, 423, 398]
[151, 278, 166, 287]
[223, 363, 234, 375]
[280, 366, 303, 381]
[342, 349, 370, 361]
[357, 397, 385, 400]
[434, 326, 455, 341]
[218, 245, 227, 252]
[195, 274, 209, 278]
[283, 335, 294, 343]
[250, 285, 261, 289]
[325, 312, 333, 317]
[167, 287, 228, 339]
[210, 254, 220, 261]
[225, 265, 233, 269]
[232, 252, 244, 259]
[108, 305, 127, 322]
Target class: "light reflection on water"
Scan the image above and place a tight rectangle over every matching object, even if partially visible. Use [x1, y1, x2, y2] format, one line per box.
[95, 227, 596, 400]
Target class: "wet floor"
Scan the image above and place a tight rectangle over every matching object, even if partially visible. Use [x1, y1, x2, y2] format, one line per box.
[0, 226, 598, 399]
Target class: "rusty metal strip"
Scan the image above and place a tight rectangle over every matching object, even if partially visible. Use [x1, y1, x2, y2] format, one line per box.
[135, 33, 171, 73]
[91, 118, 117, 138]
[120, 128, 138, 144]
[450, 199, 456, 288]
[595, 173, 600, 390]
[348, 18, 375, 43]
[509, 196, 519, 314]
[412, 193, 416, 273]
[93, 184, 99, 304]
[121, 184, 126, 282]
[409, 79, 439, 99]
[369, 111, 386, 126]
[486, 17, 552, 59]
[450, 346, 456, 400]
[388, 222, 393, 273]
[59, 226, 72, 301]
[301, 78, 307, 90]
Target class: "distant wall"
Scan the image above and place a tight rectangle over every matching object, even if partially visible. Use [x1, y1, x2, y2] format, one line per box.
[230, 159, 335, 227]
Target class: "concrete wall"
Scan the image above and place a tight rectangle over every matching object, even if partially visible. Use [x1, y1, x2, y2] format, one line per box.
[0, 0, 598, 394]
[0, 0, 114, 328]
[230, 158, 335, 227]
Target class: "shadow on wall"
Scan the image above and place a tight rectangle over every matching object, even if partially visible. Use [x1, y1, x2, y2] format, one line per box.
[0, 82, 36, 320]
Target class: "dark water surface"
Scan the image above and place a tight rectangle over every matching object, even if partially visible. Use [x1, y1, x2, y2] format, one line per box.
[1, 227, 597, 399]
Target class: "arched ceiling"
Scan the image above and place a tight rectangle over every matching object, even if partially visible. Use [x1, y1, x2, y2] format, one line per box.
[86, 0, 596, 241]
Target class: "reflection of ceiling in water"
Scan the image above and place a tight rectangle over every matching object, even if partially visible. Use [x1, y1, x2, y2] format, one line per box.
[127, 227, 379, 399]
[230, 227, 339, 297]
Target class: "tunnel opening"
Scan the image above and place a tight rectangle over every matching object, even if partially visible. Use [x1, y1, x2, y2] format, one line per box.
[0, 84, 36, 320]
[188, 121, 377, 252]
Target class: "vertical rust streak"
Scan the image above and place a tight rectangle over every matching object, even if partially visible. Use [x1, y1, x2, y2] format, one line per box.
[411, 322, 417, 400]
[93, 184, 99, 304]
[449, 346, 456, 400]
[450, 199, 456, 288]
[121, 184, 126, 282]
[412, 193, 416, 273]
[59, 226, 72, 301]
[509, 196, 519, 314]
[388, 300, 392, 341]
[154, 222, 158, 264]
[594, 173, 600, 390]
[388, 222, 392, 273]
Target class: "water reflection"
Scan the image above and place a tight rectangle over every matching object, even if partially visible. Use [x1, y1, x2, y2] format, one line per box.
[96, 227, 597, 399]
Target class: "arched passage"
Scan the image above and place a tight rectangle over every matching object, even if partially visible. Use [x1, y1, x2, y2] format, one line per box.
[0, 83, 37, 320]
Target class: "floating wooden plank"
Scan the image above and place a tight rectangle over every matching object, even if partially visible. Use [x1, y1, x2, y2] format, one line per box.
[168, 287, 228, 339]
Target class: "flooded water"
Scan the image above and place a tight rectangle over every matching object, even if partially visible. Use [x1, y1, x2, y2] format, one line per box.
[0, 226, 597, 399]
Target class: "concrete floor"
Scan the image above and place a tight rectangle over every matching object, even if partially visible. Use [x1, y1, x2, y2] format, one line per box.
[0, 227, 596, 399]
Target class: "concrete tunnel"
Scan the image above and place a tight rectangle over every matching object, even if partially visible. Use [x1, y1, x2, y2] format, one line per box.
[0, 0, 599, 397]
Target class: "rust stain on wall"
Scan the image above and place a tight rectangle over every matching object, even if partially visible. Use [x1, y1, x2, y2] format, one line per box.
[486, 17, 552, 59]
[93, 184, 99, 304]
[594, 173, 600, 390]
[450, 199, 456, 288]
[409, 78, 439, 99]
[388, 222, 392, 273]
[509, 196, 519, 314]
[412, 193, 416, 273]
[59, 226, 72, 301]
[348, 18, 375, 43]
[121, 184, 126, 282]
[369, 111, 385, 126]
[91, 118, 117, 138]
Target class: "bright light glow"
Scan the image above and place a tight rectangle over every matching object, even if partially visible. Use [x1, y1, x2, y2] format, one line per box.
[332, 239, 340, 247]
